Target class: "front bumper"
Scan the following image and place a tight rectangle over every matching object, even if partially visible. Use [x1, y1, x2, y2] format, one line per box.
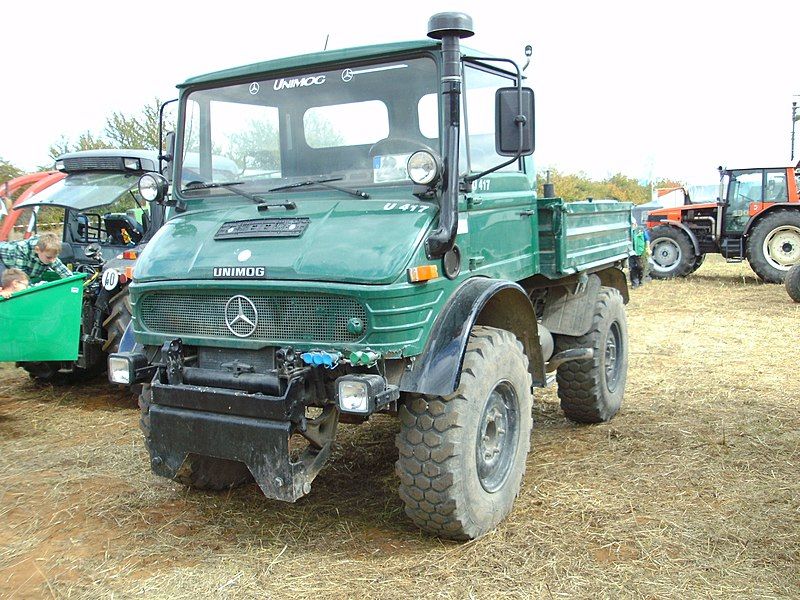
[148, 402, 337, 502]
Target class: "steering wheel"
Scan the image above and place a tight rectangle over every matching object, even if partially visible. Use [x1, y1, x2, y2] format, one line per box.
[368, 138, 426, 157]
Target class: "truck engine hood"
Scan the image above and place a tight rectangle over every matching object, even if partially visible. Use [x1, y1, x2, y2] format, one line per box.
[134, 197, 437, 285]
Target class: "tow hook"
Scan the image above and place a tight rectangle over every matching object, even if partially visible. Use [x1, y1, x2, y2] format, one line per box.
[545, 348, 594, 372]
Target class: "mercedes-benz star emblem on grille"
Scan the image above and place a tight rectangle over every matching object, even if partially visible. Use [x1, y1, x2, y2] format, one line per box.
[224, 295, 259, 338]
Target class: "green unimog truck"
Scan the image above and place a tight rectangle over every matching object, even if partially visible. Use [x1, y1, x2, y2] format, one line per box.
[109, 13, 635, 540]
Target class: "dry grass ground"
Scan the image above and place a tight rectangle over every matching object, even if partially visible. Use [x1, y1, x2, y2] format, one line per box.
[1, 255, 798, 599]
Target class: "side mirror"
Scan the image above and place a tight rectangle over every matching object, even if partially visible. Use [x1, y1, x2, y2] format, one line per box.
[495, 87, 535, 156]
[85, 243, 102, 261]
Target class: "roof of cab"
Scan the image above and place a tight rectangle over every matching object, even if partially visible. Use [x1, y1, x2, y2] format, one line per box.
[179, 40, 441, 88]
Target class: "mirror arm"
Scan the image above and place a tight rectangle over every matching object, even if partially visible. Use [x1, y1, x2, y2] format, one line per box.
[462, 56, 527, 184]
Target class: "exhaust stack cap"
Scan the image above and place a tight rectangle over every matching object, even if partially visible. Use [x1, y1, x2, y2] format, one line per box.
[427, 12, 474, 40]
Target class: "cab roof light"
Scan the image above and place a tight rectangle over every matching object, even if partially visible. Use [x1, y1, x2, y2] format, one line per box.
[408, 264, 439, 283]
[122, 250, 138, 260]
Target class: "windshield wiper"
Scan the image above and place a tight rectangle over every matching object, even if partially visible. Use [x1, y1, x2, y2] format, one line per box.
[268, 177, 370, 199]
[183, 181, 270, 205]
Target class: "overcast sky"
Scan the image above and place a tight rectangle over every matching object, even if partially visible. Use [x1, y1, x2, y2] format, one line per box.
[1, 0, 796, 183]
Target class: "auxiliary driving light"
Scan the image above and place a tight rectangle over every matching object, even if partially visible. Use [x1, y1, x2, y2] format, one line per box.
[138, 173, 168, 203]
[336, 374, 399, 415]
[407, 150, 440, 185]
[108, 352, 148, 385]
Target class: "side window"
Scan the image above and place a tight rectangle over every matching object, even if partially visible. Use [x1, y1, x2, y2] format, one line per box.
[729, 170, 763, 202]
[765, 170, 788, 201]
[463, 64, 519, 173]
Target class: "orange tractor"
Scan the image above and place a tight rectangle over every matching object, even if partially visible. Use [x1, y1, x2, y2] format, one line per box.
[645, 164, 800, 282]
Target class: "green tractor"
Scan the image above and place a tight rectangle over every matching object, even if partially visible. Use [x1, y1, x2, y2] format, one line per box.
[110, 13, 636, 539]
[1, 150, 165, 381]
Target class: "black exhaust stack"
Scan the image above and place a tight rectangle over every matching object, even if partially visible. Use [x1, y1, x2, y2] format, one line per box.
[425, 13, 474, 261]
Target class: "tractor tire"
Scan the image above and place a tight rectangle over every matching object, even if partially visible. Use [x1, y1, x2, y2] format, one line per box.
[102, 286, 132, 353]
[786, 263, 800, 303]
[746, 211, 800, 283]
[553, 287, 627, 424]
[139, 385, 254, 491]
[395, 326, 533, 540]
[648, 225, 696, 279]
[688, 253, 706, 274]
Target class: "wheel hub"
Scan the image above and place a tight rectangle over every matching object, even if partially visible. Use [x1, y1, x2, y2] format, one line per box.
[650, 237, 681, 271]
[763, 225, 800, 269]
[476, 382, 519, 493]
[604, 322, 622, 393]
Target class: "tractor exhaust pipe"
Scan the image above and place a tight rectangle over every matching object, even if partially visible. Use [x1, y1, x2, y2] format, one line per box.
[425, 12, 474, 260]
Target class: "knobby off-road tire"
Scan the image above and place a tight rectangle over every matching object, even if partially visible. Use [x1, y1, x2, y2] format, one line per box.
[786, 263, 800, 303]
[395, 326, 533, 540]
[102, 286, 132, 353]
[554, 287, 627, 424]
[648, 225, 696, 279]
[139, 385, 253, 491]
[746, 211, 800, 283]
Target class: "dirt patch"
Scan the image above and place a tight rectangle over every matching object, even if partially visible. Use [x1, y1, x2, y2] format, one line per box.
[0, 255, 798, 599]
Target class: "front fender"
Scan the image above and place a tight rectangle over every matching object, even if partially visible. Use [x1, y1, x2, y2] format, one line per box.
[399, 277, 544, 397]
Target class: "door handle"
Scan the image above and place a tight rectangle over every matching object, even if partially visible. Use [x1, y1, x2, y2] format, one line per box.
[519, 210, 535, 217]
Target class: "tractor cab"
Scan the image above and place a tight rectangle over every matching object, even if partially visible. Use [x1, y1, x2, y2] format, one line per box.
[13, 150, 165, 271]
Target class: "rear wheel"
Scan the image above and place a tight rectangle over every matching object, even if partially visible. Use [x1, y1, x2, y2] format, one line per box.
[139, 385, 253, 491]
[786, 263, 800, 303]
[554, 287, 628, 423]
[648, 226, 696, 279]
[395, 326, 533, 540]
[746, 211, 800, 283]
[102, 286, 132, 353]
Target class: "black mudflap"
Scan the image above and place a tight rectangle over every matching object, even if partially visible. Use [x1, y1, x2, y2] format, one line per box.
[148, 404, 338, 502]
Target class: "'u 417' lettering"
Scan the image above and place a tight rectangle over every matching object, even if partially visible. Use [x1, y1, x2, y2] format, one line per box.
[383, 203, 430, 213]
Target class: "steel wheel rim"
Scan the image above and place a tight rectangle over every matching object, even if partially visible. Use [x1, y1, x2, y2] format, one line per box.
[475, 381, 519, 493]
[604, 321, 622, 393]
[763, 225, 800, 270]
[649, 237, 681, 272]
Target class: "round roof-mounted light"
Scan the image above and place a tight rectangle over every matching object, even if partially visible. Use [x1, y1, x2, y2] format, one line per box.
[407, 151, 441, 186]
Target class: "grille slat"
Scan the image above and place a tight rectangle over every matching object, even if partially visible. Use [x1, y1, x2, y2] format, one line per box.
[139, 293, 366, 343]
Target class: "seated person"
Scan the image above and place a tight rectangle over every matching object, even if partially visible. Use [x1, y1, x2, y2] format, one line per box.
[0, 268, 30, 299]
[0, 233, 72, 282]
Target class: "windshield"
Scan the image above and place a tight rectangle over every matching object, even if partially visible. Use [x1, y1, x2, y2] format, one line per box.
[15, 172, 142, 211]
[178, 56, 439, 196]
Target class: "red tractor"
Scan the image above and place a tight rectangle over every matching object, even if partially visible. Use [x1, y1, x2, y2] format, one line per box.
[646, 164, 800, 282]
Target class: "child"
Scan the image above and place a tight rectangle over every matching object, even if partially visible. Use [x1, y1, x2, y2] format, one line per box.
[0, 268, 30, 299]
[0, 233, 72, 281]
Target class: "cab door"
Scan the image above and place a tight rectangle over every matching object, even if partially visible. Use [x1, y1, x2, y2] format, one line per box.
[460, 62, 537, 281]
[724, 169, 763, 235]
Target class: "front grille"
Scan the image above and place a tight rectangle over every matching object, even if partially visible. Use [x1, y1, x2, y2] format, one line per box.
[138, 292, 367, 343]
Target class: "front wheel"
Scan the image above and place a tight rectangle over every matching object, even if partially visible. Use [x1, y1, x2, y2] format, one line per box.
[746, 211, 800, 283]
[395, 326, 533, 540]
[553, 287, 628, 424]
[648, 226, 696, 279]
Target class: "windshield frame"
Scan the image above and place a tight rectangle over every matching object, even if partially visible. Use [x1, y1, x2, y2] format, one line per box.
[173, 50, 443, 203]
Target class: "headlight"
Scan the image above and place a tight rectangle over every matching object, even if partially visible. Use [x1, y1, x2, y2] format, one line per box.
[55, 160, 65, 172]
[407, 151, 441, 185]
[124, 158, 141, 170]
[336, 374, 400, 415]
[108, 352, 148, 385]
[138, 173, 168, 202]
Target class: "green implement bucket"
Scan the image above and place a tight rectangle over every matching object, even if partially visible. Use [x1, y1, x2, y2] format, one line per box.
[0, 273, 86, 362]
